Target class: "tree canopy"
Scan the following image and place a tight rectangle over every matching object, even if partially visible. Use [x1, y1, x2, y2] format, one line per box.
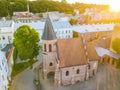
[0, 0, 109, 17]
[69, 18, 78, 25]
[73, 31, 78, 38]
[112, 38, 120, 54]
[13, 25, 40, 60]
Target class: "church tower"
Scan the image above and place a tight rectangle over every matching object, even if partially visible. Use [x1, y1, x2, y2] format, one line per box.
[42, 15, 57, 79]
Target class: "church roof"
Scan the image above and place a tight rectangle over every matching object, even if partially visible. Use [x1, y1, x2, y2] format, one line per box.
[86, 44, 100, 61]
[57, 38, 87, 67]
[42, 15, 56, 40]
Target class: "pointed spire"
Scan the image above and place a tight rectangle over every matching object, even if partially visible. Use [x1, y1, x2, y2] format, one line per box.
[27, 4, 30, 13]
[42, 14, 57, 40]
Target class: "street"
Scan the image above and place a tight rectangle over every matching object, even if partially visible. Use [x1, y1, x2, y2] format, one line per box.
[40, 64, 120, 90]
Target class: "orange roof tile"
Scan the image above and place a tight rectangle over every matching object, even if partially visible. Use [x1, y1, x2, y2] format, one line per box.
[86, 44, 99, 61]
[57, 38, 87, 67]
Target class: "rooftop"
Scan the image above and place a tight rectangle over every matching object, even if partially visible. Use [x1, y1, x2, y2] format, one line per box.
[95, 46, 120, 59]
[0, 20, 13, 27]
[73, 24, 114, 33]
[42, 15, 56, 40]
[14, 21, 72, 31]
[57, 38, 87, 67]
[86, 44, 100, 61]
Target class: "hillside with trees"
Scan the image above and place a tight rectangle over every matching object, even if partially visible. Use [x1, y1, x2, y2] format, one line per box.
[0, 0, 109, 17]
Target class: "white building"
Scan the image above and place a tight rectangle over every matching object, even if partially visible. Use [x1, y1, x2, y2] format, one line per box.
[14, 20, 73, 44]
[0, 50, 9, 90]
[0, 20, 14, 49]
[73, 24, 114, 33]
[43, 11, 72, 21]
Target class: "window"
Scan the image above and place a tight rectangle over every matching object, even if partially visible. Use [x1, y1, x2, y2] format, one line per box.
[49, 44, 52, 52]
[0, 65, 2, 70]
[2, 75, 4, 80]
[76, 69, 80, 74]
[2, 59, 4, 66]
[68, 35, 70, 38]
[49, 62, 53, 66]
[69, 30, 71, 33]
[44, 44, 46, 52]
[8, 36, 12, 43]
[112, 60, 114, 65]
[88, 64, 90, 69]
[66, 71, 69, 76]
[0, 44, 2, 48]
[5, 67, 7, 72]
[2, 36, 5, 40]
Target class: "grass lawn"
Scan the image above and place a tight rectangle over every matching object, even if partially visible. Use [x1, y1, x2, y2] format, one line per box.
[11, 59, 37, 79]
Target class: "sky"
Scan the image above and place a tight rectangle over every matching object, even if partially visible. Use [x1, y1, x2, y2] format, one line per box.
[55, 0, 120, 11]
[56, 0, 117, 4]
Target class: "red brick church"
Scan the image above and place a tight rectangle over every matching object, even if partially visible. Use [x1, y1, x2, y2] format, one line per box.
[42, 15, 99, 85]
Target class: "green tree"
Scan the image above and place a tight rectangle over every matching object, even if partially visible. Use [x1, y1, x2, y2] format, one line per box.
[61, 0, 67, 4]
[73, 31, 78, 38]
[112, 38, 120, 54]
[69, 18, 78, 25]
[13, 25, 40, 60]
[38, 13, 43, 18]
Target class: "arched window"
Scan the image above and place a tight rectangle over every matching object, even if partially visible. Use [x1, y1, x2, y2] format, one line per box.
[112, 60, 114, 65]
[2, 36, 5, 40]
[88, 64, 90, 69]
[108, 58, 110, 63]
[49, 44, 52, 52]
[76, 69, 80, 74]
[44, 44, 46, 52]
[49, 62, 53, 66]
[66, 71, 69, 76]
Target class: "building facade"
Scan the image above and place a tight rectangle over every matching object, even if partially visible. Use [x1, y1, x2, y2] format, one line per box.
[0, 20, 14, 49]
[15, 20, 73, 44]
[0, 50, 9, 90]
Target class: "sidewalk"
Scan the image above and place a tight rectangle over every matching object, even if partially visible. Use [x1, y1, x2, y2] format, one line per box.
[13, 68, 36, 90]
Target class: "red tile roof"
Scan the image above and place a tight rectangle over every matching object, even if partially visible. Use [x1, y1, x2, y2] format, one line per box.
[86, 44, 100, 61]
[57, 38, 87, 67]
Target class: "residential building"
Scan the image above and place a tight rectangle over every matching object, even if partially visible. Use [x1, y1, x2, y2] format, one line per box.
[13, 4, 40, 23]
[73, 24, 114, 49]
[2, 44, 14, 81]
[42, 15, 99, 86]
[0, 20, 14, 49]
[0, 50, 9, 90]
[43, 11, 72, 21]
[14, 20, 73, 44]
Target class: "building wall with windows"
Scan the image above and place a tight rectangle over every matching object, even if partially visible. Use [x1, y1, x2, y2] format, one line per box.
[55, 28, 73, 39]
[42, 40, 58, 79]
[0, 32, 13, 49]
[0, 21, 14, 49]
[15, 21, 73, 44]
[58, 65, 87, 85]
[0, 50, 9, 90]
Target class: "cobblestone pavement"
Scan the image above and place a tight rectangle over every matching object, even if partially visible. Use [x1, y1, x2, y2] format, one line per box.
[39, 64, 120, 90]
